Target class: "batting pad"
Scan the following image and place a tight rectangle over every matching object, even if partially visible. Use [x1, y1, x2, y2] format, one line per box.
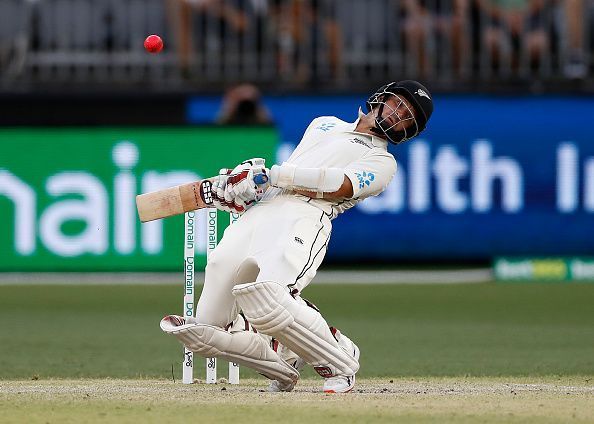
[232, 281, 359, 377]
[160, 317, 299, 386]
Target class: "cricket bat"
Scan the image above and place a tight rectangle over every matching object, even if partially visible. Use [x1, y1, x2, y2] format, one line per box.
[136, 174, 268, 222]
[136, 179, 214, 223]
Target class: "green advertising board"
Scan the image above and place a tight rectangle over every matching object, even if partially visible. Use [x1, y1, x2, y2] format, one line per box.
[0, 127, 277, 271]
[494, 257, 594, 282]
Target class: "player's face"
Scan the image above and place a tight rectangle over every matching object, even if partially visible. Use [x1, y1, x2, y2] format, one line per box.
[376, 94, 417, 134]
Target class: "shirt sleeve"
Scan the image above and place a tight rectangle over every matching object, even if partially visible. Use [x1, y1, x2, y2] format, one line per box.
[343, 150, 397, 200]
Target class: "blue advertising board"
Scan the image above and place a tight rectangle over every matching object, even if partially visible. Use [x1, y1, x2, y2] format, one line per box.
[188, 95, 594, 260]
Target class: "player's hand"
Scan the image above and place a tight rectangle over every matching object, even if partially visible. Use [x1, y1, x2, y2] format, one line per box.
[212, 167, 231, 202]
[225, 158, 269, 204]
[232, 158, 267, 180]
[211, 168, 247, 214]
[225, 169, 258, 207]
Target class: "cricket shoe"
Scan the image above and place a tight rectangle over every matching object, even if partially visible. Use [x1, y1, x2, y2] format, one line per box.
[323, 373, 357, 393]
[267, 340, 306, 392]
[267, 358, 306, 392]
[322, 329, 360, 394]
[160, 315, 197, 330]
[162, 315, 186, 327]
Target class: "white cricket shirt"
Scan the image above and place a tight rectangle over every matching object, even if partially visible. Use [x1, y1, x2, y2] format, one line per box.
[262, 111, 397, 219]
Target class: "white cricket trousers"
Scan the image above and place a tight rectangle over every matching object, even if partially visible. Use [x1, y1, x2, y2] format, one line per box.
[196, 195, 332, 327]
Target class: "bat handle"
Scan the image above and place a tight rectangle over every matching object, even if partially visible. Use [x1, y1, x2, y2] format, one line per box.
[253, 173, 269, 185]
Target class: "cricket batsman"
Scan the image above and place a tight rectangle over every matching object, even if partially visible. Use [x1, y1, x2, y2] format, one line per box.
[160, 80, 433, 393]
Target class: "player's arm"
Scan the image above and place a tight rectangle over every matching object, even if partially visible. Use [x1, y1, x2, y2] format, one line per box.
[269, 164, 348, 200]
[293, 176, 353, 200]
[269, 153, 396, 201]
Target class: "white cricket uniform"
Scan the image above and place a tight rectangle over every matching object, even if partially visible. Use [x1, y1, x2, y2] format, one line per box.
[196, 112, 396, 327]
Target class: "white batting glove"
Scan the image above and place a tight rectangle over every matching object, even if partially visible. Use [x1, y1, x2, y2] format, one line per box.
[232, 158, 266, 174]
[211, 168, 248, 214]
[225, 158, 269, 206]
[212, 168, 230, 201]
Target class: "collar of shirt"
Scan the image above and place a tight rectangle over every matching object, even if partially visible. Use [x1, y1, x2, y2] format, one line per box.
[344, 108, 388, 149]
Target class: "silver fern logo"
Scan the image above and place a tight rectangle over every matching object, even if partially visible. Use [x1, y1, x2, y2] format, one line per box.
[316, 122, 337, 132]
[416, 89, 430, 100]
[355, 171, 375, 189]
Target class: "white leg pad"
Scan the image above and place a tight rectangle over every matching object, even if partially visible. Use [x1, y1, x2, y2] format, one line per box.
[232, 281, 359, 377]
[160, 317, 299, 386]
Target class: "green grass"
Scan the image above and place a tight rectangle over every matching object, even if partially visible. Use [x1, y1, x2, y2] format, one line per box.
[1, 283, 593, 379]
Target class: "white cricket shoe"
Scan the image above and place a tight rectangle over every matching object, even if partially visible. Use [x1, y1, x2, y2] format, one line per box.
[160, 314, 197, 329]
[267, 342, 306, 392]
[161, 315, 186, 327]
[268, 376, 297, 392]
[323, 374, 356, 393]
[268, 357, 306, 392]
[323, 331, 360, 394]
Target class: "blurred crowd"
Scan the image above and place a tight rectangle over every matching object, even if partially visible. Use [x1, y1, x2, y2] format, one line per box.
[164, 0, 342, 81]
[165, 0, 593, 80]
[0, 0, 593, 87]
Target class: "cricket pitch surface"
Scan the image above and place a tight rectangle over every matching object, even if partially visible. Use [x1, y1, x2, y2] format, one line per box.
[2, 377, 593, 423]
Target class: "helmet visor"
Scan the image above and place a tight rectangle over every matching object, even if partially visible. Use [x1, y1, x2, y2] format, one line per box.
[368, 91, 419, 144]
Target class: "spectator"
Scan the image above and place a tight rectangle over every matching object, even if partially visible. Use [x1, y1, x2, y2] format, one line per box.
[0, 0, 31, 77]
[217, 83, 273, 125]
[402, 0, 470, 78]
[268, 0, 342, 83]
[238, 0, 273, 65]
[165, 0, 249, 75]
[475, 0, 550, 73]
[335, 0, 394, 79]
[558, 0, 587, 78]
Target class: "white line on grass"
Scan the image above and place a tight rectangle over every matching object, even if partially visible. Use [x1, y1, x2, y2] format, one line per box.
[0, 269, 492, 285]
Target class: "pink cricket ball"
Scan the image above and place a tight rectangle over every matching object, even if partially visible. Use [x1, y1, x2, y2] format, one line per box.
[144, 35, 163, 54]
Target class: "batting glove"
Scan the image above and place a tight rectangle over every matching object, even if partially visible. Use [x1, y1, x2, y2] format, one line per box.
[225, 158, 269, 205]
[211, 168, 248, 214]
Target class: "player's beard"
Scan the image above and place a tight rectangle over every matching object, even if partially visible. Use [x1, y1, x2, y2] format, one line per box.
[369, 125, 386, 138]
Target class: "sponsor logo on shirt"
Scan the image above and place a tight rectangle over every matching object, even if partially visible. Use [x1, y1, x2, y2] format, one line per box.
[349, 137, 371, 148]
[355, 171, 375, 189]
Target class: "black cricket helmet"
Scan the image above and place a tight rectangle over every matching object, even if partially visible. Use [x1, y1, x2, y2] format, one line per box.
[365, 80, 433, 145]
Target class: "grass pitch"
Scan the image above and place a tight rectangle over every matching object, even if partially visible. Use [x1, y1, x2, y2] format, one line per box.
[1, 283, 593, 379]
[1, 282, 593, 422]
[1, 377, 593, 423]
